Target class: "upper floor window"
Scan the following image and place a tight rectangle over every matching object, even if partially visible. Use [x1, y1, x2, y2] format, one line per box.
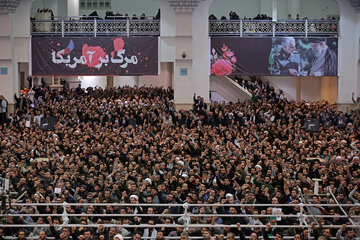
[80, 0, 111, 10]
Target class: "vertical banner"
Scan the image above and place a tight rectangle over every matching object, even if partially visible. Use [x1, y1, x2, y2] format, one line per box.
[29, 36, 32, 77]
[31, 37, 159, 76]
[210, 37, 338, 76]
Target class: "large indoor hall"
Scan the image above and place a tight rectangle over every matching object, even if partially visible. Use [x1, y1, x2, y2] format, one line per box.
[0, 0, 359, 239]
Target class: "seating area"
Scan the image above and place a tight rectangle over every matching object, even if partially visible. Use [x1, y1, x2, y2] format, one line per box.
[0, 83, 359, 239]
[2, 0, 360, 240]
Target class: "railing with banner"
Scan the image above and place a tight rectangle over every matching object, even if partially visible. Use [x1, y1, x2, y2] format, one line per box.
[209, 19, 339, 37]
[1, 203, 359, 239]
[31, 16, 160, 37]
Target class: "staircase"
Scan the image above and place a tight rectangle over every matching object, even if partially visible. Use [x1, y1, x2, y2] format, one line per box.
[210, 76, 252, 103]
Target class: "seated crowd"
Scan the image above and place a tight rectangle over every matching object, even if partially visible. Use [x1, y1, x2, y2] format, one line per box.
[209, 12, 338, 21]
[81, 9, 160, 20]
[0, 82, 359, 240]
[209, 12, 272, 21]
[31, 9, 160, 21]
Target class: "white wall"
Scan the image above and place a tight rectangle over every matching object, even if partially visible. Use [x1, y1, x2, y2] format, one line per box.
[263, 76, 326, 102]
[58, 0, 68, 17]
[262, 76, 297, 100]
[278, 0, 290, 19]
[300, 0, 339, 19]
[210, 0, 339, 20]
[0, 60, 14, 103]
[0, 37, 12, 60]
[114, 76, 138, 87]
[82, 76, 107, 89]
[192, 0, 212, 102]
[14, 0, 34, 37]
[210, 0, 261, 19]
[31, 0, 58, 17]
[301, 77, 321, 102]
[28, 0, 340, 20]
[30, 0, 43, 18]
[139, 62, 173, 88]
[79, 0, 159, 18]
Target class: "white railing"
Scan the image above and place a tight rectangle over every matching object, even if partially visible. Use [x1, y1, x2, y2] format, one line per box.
[209, 19, 339, 37]
[30, 18, 339, 37]
[1, 202, 359, 239]
[31, 17, 160, 36]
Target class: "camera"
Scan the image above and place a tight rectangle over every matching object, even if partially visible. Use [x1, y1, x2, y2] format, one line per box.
[182, 51, 186, 59]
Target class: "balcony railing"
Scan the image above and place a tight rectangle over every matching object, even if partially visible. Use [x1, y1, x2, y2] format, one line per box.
[31, 18, 339, 37]
[209, 19, 339, 37]
[1, 202, 359, 239]
[31, 17, 160, 37]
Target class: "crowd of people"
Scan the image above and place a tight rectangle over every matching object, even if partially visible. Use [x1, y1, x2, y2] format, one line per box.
[80, 9, 160, 21]
[0, 81, 359, 240]
[209, 12, 338, 21]
[209, 12, 272, 21]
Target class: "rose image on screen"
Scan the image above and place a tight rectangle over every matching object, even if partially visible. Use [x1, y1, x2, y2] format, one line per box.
[210, 44, 237, 76]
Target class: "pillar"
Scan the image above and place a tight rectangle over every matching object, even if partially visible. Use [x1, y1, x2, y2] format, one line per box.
[192, 0, 213, 104]
[272, 0, 277, 21]
[337, 0, 359, 111]
[173, 12, 193, 110]
[296, 76, 301, 101]
[321, 76, 338, 104]
[0, 11, 16, 113]
[107, 76, 114, 88]
[171, 0, 213, 111]
[67, 0, 79, 17]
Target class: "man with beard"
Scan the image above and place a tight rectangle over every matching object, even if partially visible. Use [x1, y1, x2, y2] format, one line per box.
[273, 37, 301, 76]
[308, 38, 337, 76]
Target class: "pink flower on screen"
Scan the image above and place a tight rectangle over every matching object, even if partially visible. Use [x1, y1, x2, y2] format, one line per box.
[223, 51, 234, 58]
[221, 45, 228, 52]
[231, 56, 237, 64]
[211, 59, 233, 75]
[113, 38, 125, 51]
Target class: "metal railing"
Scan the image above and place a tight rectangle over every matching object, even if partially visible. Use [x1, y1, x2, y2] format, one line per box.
[31, 17, 160, 37]
[1, 202, 359, 239]
[31, 18, 339, 37]
[209, 19, 339, 37]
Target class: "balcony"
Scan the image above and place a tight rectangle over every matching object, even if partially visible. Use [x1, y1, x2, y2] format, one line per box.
[209, 19, 339, 37]
[30, 17, 160, 37]
[30, 18, 339, 37]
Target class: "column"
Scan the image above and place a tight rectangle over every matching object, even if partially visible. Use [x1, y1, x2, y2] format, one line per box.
[272, 0, 277, 21]
[0, 11, 16, 113]
[173, 12, 193, 110]
[321, 77, 338, 104]
[171, 0, 214, 111]
[67, 0, 79, 17]
[107, 76, 114, 87]
[296, 77, 301, 101]
[192, 0, 213, 104]
[337, 0, 359, 110]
